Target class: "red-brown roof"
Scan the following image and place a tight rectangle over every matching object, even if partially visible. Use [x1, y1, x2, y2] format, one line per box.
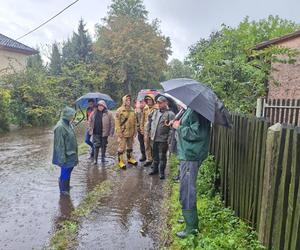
[255, 30, 300, 50]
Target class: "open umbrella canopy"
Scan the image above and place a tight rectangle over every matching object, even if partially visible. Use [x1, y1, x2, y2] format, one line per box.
[75, 92, 116, 109]
[161, 78, 232, 128]
[155, 92, 180, 114]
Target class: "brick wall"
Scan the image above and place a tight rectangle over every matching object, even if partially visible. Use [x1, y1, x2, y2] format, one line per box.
[268, 36, 300, 99]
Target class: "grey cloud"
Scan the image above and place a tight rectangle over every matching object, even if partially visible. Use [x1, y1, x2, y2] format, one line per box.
[0, 0, 299, 61]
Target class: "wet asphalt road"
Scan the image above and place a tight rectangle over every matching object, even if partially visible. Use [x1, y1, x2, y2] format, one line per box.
[0, 127, 166, 250]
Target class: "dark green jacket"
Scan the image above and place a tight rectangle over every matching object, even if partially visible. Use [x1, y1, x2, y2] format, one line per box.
[52, 119, 78, 168]
[177, 108, 211, 161]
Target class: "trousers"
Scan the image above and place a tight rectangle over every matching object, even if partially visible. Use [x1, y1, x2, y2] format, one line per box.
[60, 166, 74, 181]
[179, 160, 200, 210]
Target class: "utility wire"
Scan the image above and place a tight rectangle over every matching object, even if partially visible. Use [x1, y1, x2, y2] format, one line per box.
[16, 0, 80, 41]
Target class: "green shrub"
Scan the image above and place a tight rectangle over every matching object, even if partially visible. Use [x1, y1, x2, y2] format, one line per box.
[0, 87, 11, 132]
[163, 155, 265, 250]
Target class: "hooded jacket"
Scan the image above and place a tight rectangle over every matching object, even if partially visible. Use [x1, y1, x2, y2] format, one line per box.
[141, 94, 156, 134]
[115, 95, 137, 137]
[88, 100, 115, 137]
[52, 107, 79, 168]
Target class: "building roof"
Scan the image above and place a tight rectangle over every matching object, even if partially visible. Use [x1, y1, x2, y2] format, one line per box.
[255, 30, 300, 50]
[0, 33, 38, 55]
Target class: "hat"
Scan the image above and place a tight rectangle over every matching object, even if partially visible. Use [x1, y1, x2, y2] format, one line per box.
[157, 96, 168, 103]
[97, 100, 108, 109]
[144, 94, 155, 101]
[61, 106, 76, 120]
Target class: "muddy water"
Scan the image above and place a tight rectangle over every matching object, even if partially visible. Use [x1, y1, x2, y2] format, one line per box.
[0, 127, 166, 250]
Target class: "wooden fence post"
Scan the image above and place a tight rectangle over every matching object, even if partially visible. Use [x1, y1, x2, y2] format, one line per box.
[258, 123, 282, 247]
[256, 98, 263, 118]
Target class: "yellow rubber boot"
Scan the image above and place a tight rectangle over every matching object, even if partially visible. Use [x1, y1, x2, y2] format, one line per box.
[127, 149, 138, 165]
[118, 153, 126, 169]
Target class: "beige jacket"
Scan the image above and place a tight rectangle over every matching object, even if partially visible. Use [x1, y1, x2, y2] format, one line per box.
[89, 110, 115, 137]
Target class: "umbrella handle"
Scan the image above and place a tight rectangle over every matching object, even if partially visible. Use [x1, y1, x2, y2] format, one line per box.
[174, 108, 186, 121]
[166, 108, 186, 127]
[73, 105, 85, 127]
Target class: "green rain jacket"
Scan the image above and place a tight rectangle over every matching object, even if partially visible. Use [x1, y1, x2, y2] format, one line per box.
[177, 108, 211, 162]
[52, 107, 78, 168]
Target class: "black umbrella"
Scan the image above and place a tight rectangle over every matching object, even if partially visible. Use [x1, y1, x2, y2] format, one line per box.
[161, 78, 232, 127]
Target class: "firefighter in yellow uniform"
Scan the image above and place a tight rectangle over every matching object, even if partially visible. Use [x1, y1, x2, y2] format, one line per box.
[141, 94, 156, 167]
[115, 95, 137, 169]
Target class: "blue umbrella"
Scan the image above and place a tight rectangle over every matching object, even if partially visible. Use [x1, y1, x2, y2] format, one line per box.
[75, 92, 116, 109]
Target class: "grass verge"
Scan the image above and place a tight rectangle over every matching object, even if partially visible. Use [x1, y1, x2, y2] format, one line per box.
[161, 155, 265, 250]
[46, 180, 112, 250]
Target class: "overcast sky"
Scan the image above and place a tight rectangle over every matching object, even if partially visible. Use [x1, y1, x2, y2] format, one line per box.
[0, 0, 298, 61]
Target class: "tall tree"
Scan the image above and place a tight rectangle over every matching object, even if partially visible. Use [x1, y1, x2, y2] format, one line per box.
[49, 43, 62, 75]
[95, 0, 171, 98]
[187, 15, 299, 113]
[108, 0, 148, 20]
[27, 50, 44, 70]
[164, 59, 193, 80]
[62, 18, 93, 65]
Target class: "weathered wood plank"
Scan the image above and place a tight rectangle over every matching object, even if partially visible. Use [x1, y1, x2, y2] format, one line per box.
[258, 123, 282, 247]
[272, 126, 293, 249]
[284, 128, 300, 250]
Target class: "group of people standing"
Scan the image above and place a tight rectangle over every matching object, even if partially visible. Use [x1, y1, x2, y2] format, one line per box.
[84, 94, 175, 180]
[52, 91, 211, 238]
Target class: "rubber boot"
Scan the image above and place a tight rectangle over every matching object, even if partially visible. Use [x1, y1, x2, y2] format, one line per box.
[127, 149, 138, 165]
[139, 152, 146, 162]
[176, 209, 199, 238]
[101, 146, 106, 163]
[144, 161, 153, 167]
[90, 147, 94, 159]
[149, 162, 159, 175]
[58, 178, 70, 196]
[94, 147, 100, 165]
[118, 152, 126, 169]
[159, 163, 166, 180]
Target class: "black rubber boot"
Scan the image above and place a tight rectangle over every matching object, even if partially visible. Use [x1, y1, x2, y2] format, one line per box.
[159, 163, 166, 179]
[149, 162, 159, 175]
[101, 146, 106, 163]
[94, 147, 100, 165]
[139, 152, 146, 162]
[144, 161, 153, 167]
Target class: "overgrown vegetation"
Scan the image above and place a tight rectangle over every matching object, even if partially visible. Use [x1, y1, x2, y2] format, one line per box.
[187, 15, 299, 113]
[0, 0, 171, 130]
[0, 87, 11, 132]
[47, 180, 112, 250]
[161, 155, 265, 250]
[1, 1, 299, 131]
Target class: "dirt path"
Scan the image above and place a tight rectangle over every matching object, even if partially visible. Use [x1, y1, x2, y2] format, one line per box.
[0, 127, 167, 250]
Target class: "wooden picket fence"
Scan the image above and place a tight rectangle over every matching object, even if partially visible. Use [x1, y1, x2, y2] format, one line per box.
[210, 114, 300, 250]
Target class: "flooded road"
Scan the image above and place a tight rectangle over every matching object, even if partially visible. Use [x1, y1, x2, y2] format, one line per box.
[0, 127, 166, 250]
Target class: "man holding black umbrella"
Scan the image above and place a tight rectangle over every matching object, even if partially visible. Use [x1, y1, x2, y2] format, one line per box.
[160, 78, 231, 238]
[173, 108, 211, 238]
